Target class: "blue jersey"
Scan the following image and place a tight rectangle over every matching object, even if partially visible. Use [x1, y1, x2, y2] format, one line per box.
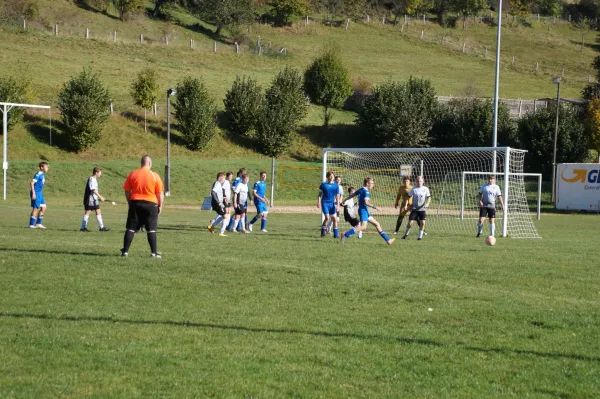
[319, 182, 339, 204]
[355, 187, 370, 210]
[253, 180, 267, 202]
[31, 171, 45, 193]
[232, 177, 242, 189]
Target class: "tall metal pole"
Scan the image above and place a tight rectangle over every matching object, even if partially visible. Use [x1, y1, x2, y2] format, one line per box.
[552, 80, 561, 203]
[492, 0, 503, 173]
[270, 157, 275, 207]
[165, 91, 171, 197]
[2, 105, 7, 201]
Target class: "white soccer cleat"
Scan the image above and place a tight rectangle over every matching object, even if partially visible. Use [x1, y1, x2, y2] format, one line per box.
[261, 229, 268, 233]
[358, 231, 363, 239]
[29, 225, 37, 229]
[247, 223, 253, 232]
[35, 224, 46, 229]
[151, 253, 162, 258]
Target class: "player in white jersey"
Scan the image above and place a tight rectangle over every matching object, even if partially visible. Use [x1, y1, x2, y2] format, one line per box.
[342, 186, 362, 239]
[207, 172, 230, 236]
[232, 173, 250, 233]
[477, 175, 504, 237]
[402, 176, 431, 240]
[80, 167, 110, 232]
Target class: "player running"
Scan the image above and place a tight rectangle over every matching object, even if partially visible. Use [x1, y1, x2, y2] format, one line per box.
[318, 171, 340, 238]
[207, 172, 229, 236]
[227, 168, 246, 232]
[232, 173, 250, 233]
[342, 186, 362, 239]
[80, 167, 110, 232]
[402, 176, 431, 240]
[477, 175, 504, 238]
[340, 177, 395, 245]
[248, 171, 269, 232]
[29, 161, 49, 229]
[393, 176, 412, 235]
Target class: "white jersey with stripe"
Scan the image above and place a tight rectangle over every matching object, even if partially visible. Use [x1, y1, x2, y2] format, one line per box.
[480, 183, 502, 209]
[343, 198, 355, 218]
[408, 186, 431, 210]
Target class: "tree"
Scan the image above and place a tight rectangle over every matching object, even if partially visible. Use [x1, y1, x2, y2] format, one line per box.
[57, 69, 111, 152]
[112, 0, 145, 20]
[303, 48, 352, 127]
[188, 0, 255, 37]
[173, 77, 217, 150]
[453, 0, 488, 28]
[151, 0, 178, 18]
[516, 105, 590, 177]
[268, 0, 310, 26]
[431, 0, 453, 26]
[583, 55, 600, 100]
[586, 98, 600, 159]
[257, 67, 308, 156]
[536, 0, 563, 16]
[223, 76, 263, 137]
[130, 69, 160, 133]
[0, 75, 33, 131]
[430, 98, 516, 147]
[356, 77, 437, 148]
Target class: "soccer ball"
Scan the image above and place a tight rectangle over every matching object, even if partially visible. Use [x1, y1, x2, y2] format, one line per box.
[485, 236, 496, 246]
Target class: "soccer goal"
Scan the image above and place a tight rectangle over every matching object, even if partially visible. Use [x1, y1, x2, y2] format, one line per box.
[323, 147, 541, 238]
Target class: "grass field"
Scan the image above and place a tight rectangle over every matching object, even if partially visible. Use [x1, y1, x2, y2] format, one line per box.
[0, 203, 599, 397]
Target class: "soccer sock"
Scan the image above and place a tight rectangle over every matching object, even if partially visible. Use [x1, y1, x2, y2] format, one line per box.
[395, 216, 404, 232]
[333, 228, 339, 238]
[404, 227, 411, 236]
[477, 223, 483, 235]
[81, 215, 89, 229]
[36, 216, 43, 225]
[380, 231, 390, 242]
[220, 216, 230, 234]
[418, 230, 424, 239]
[344, 228, 356, 238]
[211, 215, 223, 227]
[147, 231, 157, 254]
[490, 222, 495, 237]
[260, 217, 267, 230]
[96, 215, 104, 229]
[321, 225, 326, 237]
[123, 230, 135, 253]
[327, 220, 333, 229]
[29, 216, 36, 227]
[250, 216, 258, 225]
[233, 219, 240, 231]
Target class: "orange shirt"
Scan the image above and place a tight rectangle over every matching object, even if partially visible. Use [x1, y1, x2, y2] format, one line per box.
[123, 167, 164, 204]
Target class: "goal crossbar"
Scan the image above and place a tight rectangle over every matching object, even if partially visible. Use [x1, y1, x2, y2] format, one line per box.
[1, 102, 52, 201]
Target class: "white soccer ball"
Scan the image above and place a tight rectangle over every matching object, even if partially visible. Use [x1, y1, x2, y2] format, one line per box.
[111, 201, 116, 205]
[485, 236, 496, 246]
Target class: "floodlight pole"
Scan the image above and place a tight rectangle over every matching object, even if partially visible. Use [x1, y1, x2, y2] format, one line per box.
[552, 77, 561, 203]
[491, 0, 503, 174]
[165, 89, 176, 197]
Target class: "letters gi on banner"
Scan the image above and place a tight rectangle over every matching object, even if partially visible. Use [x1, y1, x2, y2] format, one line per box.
[556, 163, 600, 211]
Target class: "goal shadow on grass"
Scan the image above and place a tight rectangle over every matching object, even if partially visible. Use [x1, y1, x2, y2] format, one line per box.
[1, 311, 598, 364]
[0, 248, 116, 258]
[24, 114, 71, 152]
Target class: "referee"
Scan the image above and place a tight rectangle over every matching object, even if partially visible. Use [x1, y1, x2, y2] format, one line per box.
[121, 155, 164, 258]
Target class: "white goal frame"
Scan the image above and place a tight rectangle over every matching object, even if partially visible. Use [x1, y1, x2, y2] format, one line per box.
[323, 146, 539, 238]
[460, 171, 542, 221]
[1, 102, 52, 200]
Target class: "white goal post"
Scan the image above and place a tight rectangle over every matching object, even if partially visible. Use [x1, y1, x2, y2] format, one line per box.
[1, 102, 52, 200]
[323, 147, 541, 239]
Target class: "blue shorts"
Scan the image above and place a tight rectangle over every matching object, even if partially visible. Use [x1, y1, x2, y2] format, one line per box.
[321, 202, 337, 216]
[358, 208, 370, 222]
[256, 201, 268, 215]
[31, 192, 45, 208]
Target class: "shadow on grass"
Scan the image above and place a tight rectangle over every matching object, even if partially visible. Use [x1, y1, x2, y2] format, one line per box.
[176, 21, 231, 45]
[569, 38, 600, 53]
[0, 248, 116, 257]
[120, 111, 188, 148]
[73, 0, 120, 21]
[1, 311, 599, 363]
[23, 114, 71, 153]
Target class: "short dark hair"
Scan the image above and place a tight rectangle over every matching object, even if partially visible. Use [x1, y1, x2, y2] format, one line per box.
[226, 171, 233, 179]
[93, 167, 102, 175]
[348, 186, 355, 193]
[489, 175, 496, 180]
[237, 168, 246, 177]
[216, 172, 225, 179]
[402, 176, 410, 183]
[363, 177, 373, 185]
[241, 173, 249, 180]
[326, 171, 333, 179]
[260, 171, 267, 176]
[39, 161, 48, 168]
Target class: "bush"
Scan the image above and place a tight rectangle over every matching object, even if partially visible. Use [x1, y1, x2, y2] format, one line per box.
[57, 69, 110, 151]
[223, 76, 263, 137]
[356, 77, 437, 148]
[303, 48, 352, 127]
[516, 105, 589, 178]
[173, 77, 217, 150]
[0, 75, 33, 130]
[430, 98, 516, 148]
[257, 67, 308, 157]
[268, 0, 310, 26]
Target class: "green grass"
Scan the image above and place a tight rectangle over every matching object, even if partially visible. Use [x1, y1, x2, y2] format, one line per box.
[0, 204, 599, 397]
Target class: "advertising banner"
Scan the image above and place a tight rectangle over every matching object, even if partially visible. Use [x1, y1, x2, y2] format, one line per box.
[556, 163, 600, 211]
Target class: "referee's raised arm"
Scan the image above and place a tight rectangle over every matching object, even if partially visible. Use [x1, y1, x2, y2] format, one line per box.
[120, 155, 165, 258]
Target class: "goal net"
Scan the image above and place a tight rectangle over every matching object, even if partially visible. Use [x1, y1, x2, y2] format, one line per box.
[323, 147, 541, 238]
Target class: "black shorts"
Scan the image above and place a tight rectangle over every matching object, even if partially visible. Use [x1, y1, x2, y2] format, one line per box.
[343, 207, 359, 227]
[211, 199, 226, 216]
[126, 200, 159, 232]
[234, 206, 247, 216]
[84, 204, 100, 211]
[479, 207, 496, 219]
[409, 210, 427, 222]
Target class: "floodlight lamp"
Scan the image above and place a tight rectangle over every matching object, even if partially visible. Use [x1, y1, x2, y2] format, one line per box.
[552, 77, 561, 84]
[168, 89, 177, 96]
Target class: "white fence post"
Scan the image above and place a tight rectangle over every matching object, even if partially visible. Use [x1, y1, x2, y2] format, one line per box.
[86, 28, 89, 39]
[140, 34, 144, 44]
[113, 31, 117, 42]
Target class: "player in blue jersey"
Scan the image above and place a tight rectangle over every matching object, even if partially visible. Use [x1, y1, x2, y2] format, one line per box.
[248, 171, 269, 232]
[29, 161, 49, 229]
[340, 177, 395, 245]
[318, 171, 340, 238]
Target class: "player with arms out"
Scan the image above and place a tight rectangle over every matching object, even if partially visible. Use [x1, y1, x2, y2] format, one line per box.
[232, 173, 250, 233]
[340, 177, 395, 245]
[393, 176, 412, 235]
[207, 172, 229, 236]
[477, 175, 504, 238]
[80, 167, 110, 232]
[29, 161, 49, 229]
[342, 186, 362, 239]
[248, 171, 269, 232]
[402, 176, 431, 240]
[318, 171, 340, 238]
